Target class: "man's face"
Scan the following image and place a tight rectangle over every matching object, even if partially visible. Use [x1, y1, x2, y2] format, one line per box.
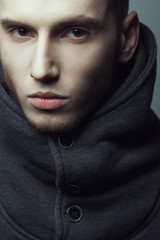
[0, 0, 119, 133]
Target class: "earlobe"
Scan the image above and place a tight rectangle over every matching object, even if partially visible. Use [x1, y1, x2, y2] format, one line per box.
[119, 11, 140, 63]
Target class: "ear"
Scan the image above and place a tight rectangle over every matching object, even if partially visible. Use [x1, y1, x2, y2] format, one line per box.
[119, 11, 140, 63]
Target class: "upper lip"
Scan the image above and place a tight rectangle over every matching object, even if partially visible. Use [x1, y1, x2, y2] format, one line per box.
[28, 91, 67, 99]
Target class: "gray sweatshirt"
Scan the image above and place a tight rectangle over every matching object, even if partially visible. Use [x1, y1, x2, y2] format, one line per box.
[0, 24, 160, 240]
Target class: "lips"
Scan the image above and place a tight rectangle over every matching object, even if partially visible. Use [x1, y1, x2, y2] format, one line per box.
[28, 91, 69, 110]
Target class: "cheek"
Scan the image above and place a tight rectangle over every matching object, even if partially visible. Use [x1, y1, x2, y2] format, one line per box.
[61, 42, 116, 93]
[0, 45, 32, 93]
[0, 32, 32, 75]
[1, 58, 22, 88]
[0, 53, 28, 102]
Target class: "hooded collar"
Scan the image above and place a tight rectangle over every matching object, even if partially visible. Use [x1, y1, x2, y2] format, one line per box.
[92, 24, 157, 120]
[0, 24, 158, 168]
[0, 24, 160, 240]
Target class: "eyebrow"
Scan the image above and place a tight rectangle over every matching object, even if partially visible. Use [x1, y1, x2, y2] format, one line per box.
[0, 19, 34, 30]
[0, 16, 103, 31]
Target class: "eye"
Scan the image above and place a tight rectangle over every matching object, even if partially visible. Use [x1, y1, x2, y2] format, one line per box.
[14, 28, 30, 37]
[8, 27, 35, 42]
[62, 28, 89, 40]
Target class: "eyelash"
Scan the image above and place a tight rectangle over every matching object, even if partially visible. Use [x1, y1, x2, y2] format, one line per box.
[62, 28, 89, 39]
[7, 26, 90, 42]
[7, 27, 35, 42]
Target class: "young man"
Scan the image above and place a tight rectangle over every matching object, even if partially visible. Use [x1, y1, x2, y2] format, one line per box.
[0, 0, 160, 239]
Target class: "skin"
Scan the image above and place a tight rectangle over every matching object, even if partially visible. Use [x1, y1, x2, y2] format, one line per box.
[0, 0, 139, 133]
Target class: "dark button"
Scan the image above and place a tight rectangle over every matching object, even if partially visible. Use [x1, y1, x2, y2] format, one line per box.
[58, 136, 74, 149]
[65, 185, 81, 194]
[67, 205, 83, 222]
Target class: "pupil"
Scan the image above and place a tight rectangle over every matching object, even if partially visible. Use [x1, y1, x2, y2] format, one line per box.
[73, 29, 84, 37]
[18, 28, 28, 36]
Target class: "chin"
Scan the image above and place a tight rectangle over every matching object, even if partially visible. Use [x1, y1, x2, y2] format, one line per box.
[24, 112, 87, 134]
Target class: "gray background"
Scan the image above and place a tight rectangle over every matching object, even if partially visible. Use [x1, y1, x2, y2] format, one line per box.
[129, 0, 160, 118]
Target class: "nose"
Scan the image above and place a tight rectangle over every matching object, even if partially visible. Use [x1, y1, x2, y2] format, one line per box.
[30, 37, 60, 81]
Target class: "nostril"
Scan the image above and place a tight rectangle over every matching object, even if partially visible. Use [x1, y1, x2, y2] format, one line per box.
[40, 76, 59, 84]
[30, 71, 59, 83]
[30, 73, 34, 78]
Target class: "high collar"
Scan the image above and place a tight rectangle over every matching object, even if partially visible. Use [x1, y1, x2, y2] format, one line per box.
[0, 24, 158, 166]
[92, 24, 157, 121]
[0, 24, 160, 240]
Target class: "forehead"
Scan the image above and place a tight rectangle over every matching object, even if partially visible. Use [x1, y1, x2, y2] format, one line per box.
[0, 0, 109, 21]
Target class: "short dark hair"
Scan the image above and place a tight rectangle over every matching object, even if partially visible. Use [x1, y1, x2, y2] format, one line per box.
[109, 0, 129, 23]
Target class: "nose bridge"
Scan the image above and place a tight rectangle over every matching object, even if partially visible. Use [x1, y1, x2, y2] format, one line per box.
[31, 33, 56, 80]
[33, 34, 51, 69]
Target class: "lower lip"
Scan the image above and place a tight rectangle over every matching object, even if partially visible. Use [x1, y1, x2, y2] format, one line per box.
[29, 97, 69, 110]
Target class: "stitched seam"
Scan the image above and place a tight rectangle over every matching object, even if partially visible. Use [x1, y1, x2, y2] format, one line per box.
[48, 137, 65, 240]
[0, 202, 42, 240]
[123, 187, 160, 240]
[55, 143, 66, 240]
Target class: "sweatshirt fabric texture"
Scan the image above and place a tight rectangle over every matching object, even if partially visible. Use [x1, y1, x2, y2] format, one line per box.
[0, 24, 160, 240]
